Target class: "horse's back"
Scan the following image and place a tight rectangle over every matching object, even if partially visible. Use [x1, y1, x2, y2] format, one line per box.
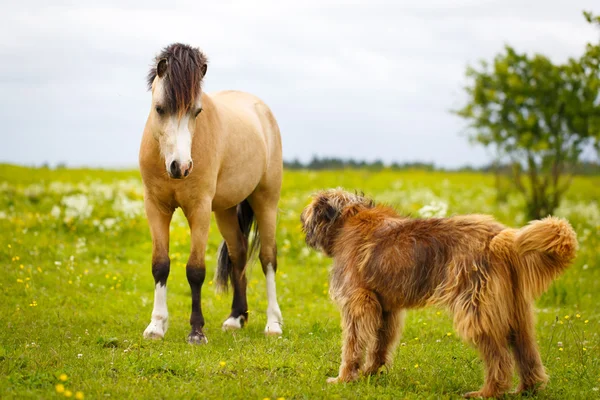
[210, 90, 282, 166]
[207, 90, 282, 208]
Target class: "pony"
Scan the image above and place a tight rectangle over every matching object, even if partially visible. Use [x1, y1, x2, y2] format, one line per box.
[139, 43, 283, 344]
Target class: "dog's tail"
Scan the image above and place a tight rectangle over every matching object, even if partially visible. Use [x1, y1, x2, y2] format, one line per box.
[514, 216, 578, 298]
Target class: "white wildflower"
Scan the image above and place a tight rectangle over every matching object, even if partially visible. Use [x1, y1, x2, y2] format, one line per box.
[50, 205, 61, 219]
[49, 181, 74, 194]
[113, 193, 143, 219]
[103, 218, 118, 229]
[418, 201, 448, 218]
[24, 184, 45, 199]
[62, 194, 93, 220]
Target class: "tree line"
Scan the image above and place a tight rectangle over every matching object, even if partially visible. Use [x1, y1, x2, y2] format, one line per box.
[283, 157, 599, 175]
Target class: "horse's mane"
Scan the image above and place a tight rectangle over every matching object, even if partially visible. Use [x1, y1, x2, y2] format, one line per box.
[147, 43, 208, 117]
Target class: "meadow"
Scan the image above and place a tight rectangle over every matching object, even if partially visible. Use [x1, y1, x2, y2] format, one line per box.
[1, 164, 599, 399]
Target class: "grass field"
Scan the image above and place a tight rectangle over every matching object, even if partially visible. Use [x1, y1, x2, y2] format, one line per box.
[1, 164, 599, 399]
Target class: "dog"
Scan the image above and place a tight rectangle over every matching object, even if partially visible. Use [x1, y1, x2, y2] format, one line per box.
[300, 188, 577, 398]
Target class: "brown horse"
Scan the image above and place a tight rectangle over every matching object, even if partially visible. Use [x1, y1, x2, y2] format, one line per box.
[139, 43, 283, 344]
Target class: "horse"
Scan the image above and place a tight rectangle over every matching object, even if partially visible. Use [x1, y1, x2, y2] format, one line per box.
[139, 43, 284, 344]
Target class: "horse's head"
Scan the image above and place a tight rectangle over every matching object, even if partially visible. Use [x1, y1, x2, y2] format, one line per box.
[147, 43, 208, 179]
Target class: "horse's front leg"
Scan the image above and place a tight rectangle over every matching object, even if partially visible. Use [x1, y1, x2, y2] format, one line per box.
[143, 200, 173, 339]
[185, 202, 211, 344]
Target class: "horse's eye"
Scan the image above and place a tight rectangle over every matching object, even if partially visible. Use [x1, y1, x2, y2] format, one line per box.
[194, 108, 202, 118]
[155, 106, 165, 116]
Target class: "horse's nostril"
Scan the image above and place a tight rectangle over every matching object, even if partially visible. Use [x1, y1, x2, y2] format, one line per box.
[170, 160, 180, 177]
[184, 169, 189, 177]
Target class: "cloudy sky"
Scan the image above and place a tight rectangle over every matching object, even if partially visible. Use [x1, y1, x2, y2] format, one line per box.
[1, 0, 598, 168]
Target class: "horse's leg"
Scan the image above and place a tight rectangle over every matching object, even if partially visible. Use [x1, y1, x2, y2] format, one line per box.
[215, 207, 249, 330]
[185, 202, 212, 344]
[143, 200, 173, 339]
[250, 198, 283, 335]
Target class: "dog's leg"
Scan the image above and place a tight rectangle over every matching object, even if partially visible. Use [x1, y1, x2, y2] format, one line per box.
[510, 303, 548, 394]
[363, 308, 406, 375]
[327, 289, 382, 384]
[464, 335, 513, 398]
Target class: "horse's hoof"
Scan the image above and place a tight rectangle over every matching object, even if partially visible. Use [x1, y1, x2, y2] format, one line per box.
[264, 321, 283, 336]
[143, 320, 166, 339]
[187, 332, 208, 345]
[222, 315, 245, 331]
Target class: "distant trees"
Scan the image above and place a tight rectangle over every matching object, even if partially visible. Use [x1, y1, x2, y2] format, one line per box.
[454, 12, 600, 219]
[283, 156, 436, 171]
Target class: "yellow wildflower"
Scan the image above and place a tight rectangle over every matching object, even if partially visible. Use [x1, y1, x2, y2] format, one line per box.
[59, 373, 68, 381]
[55, 384, 65, 393]
[219, 361, 226, 367]
[576, 314, 581, 318]
[559, 348, 563, 351]
[75, 392, 84, 400]
[414, 364, 419, 368]
[65, 390, 73, 397]
[564, 315, 570, 320]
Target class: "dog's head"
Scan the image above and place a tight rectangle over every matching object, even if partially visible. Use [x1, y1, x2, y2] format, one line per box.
[300, 188, 374, 256]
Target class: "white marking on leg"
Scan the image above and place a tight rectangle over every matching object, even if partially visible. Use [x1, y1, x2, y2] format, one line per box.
[143, 283, 169, 339]
[264, 263, 283, 336]
[222, 315, 244, 330]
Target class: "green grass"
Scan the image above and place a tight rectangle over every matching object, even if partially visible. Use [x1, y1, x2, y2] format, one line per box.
[1, 164, 599, 399]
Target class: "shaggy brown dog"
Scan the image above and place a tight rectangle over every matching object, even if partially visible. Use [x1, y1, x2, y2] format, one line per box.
[300, 189, 578, 398]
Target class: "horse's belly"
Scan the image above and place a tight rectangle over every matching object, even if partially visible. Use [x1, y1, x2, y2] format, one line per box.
[212, 168, 263, 210]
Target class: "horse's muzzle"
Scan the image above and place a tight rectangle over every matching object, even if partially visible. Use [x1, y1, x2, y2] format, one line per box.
[168, 160, 193, 179]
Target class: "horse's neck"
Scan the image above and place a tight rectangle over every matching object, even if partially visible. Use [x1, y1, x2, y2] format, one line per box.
[193, 93, 221, 152]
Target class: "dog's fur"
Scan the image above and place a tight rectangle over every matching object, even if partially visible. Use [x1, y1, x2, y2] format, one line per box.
[300, 188, 578, 398]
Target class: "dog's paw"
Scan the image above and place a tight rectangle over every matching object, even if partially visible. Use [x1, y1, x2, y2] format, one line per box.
[361, 363, 384, 376]
[326, 376, 341, 384]
[463, 390, 497, 398]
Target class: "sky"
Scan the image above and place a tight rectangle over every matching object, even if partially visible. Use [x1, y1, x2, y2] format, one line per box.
[0, 0, 598, 168]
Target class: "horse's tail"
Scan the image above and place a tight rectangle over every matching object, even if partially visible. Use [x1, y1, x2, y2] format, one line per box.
[514, 216, 578, 298]
[215, 200, 261, 292]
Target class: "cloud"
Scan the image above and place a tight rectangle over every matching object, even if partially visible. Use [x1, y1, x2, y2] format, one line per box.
[0, 0, 598, 167]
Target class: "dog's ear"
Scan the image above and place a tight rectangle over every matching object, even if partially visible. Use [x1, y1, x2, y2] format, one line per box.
[316, 195, 339, 222]
[324, 202, 338, 221]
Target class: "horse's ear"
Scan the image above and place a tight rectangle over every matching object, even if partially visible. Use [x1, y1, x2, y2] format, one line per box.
[157, 58, 168, 78]
[201, 63, 207, 77]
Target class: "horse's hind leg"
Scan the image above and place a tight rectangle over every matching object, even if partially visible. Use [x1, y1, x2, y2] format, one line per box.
[215, 207, 249, 330]
[250, 197, 283, 335]
[143, 199, 173, 340]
